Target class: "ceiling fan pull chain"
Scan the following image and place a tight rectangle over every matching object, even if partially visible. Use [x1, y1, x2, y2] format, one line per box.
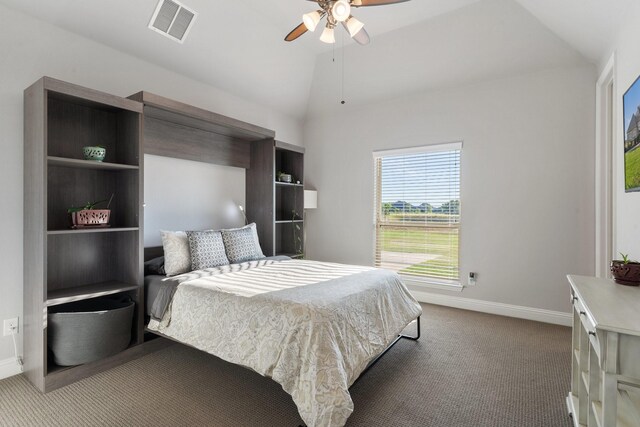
[341, 31, 346, 105]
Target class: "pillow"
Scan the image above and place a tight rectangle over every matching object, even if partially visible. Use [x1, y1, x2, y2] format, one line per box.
[221, 223, 265, 264]
[186, 230, 230, 270]
[160, 231, 191, 276]
[144, 256, 165, 276]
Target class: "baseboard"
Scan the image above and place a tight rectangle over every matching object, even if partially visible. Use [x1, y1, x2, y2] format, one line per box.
[411, 290, 572, 326]
[0, 357, 22, 380]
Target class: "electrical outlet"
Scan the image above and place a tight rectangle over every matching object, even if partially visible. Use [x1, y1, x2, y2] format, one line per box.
[3, 318, 18, 336]
[468, 272, 477, 286]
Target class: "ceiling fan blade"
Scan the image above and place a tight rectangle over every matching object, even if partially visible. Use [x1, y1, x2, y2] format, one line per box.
[352, 0, 410, 6]
[285, 23, 308, 42]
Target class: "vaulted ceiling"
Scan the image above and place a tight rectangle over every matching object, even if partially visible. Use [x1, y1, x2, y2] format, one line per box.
[0, 0, 634, 119]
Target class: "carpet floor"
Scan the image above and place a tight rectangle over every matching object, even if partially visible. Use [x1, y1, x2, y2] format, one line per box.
[0, 304, 572, 427]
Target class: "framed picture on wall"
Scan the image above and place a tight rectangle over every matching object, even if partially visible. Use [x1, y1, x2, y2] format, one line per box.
[623, 75, 640, 192]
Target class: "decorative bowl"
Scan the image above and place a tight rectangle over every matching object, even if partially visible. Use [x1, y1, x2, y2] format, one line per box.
[71, 209, 111, 228]
[610, 261, 640, 286]
[279, 174, 292, 183]
[83, 146, 106, 162]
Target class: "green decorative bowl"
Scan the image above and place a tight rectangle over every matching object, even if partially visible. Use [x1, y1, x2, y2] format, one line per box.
[83, 146, 106, 162]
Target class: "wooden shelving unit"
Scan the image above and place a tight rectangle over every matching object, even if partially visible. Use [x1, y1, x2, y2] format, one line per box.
[246, 140, 305, 257]
[23, 77, 150, 392]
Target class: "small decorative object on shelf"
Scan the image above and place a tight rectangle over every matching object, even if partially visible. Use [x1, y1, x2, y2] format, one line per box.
[610, 252, 640, 286]
[277, 171, 293, 183]
[82, 146, 106, 162]
[68, 194, 114, 229]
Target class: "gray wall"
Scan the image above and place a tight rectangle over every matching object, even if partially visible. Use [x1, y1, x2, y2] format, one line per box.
[0, 4, 302, 363]
[303, 65, 596, 314]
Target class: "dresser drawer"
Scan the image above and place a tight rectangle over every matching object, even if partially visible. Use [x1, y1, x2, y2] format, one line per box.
[573, 296, 601, 358]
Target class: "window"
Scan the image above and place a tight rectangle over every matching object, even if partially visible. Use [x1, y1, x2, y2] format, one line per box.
[374, 142, 461, 285]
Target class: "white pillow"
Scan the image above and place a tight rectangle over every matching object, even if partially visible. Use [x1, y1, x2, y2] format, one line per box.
[160, 230, 191, 276]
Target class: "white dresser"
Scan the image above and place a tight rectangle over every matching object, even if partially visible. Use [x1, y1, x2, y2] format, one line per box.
[567, 275, 640, 427]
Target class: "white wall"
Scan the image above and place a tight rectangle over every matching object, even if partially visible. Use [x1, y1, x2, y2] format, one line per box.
[0, 4, 302, 363]
[144, 156, 246, 247]
[599, 3, 640, 259]
[304, 65, 596, 314]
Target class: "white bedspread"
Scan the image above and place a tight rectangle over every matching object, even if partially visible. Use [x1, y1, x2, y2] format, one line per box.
[148, 259, 422, 427]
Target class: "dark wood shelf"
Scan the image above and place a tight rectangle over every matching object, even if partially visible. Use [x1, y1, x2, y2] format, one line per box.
[275, 181, 303, 187]
[46, 281, 139, 307]
[46, 342, 138, 376]
[277, 253, 304, 259]
[48, 156, 138, 170]
[47, 227, 139, 235]
[44, 337, 170, 392]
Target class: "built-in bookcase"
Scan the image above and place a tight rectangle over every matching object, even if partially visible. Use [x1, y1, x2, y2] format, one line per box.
[246, 140, 305, 258]
[23, 77, 156, 392]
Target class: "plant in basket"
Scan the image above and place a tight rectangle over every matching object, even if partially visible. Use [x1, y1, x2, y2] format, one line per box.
[610, 253, 640, 286]
[67, 193, 114, 229]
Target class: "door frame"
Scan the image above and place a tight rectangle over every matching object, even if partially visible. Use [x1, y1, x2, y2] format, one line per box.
[595, 53, 616, 278]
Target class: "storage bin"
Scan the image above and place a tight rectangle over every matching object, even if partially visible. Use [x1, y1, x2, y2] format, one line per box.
[48, 295, 134, 366]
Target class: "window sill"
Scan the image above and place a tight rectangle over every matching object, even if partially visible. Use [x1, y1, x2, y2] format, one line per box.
[400, 275, 464, 292]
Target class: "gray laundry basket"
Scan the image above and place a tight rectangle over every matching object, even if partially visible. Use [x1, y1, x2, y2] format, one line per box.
[48, 295, 134, 366]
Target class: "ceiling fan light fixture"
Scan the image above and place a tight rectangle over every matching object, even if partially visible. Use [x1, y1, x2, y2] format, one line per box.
[302, 10, 322, 32]
[331, 0, 351, 22]
[320, 25, 336, 44]
[345, 16, 364, 37]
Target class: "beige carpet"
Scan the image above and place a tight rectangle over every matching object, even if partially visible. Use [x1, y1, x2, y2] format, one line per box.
[0, 304, 572, 427]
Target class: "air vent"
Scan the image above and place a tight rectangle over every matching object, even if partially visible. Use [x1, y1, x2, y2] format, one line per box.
[148, 0, 197, 43]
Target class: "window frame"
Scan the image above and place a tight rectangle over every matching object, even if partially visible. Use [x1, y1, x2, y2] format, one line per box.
[372, 142, 463, 291]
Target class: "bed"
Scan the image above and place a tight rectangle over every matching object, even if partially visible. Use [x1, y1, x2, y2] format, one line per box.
[144, 252, 422, 427]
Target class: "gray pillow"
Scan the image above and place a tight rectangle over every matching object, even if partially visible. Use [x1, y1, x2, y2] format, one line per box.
[186, 230, 230, 271]
[221, 223, 265, 264]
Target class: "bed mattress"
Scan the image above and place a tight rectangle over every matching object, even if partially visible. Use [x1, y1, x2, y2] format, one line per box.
[147, 258, 421, 427]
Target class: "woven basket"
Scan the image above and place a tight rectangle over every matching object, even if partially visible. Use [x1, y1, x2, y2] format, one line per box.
[71, 209, 111, 226]
[48, 295, 134, 366]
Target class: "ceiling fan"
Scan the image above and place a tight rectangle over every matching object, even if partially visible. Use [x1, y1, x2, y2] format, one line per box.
[285, 0, 410, 45]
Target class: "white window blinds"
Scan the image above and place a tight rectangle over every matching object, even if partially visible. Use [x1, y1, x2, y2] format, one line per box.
[374, 143, 461, 284]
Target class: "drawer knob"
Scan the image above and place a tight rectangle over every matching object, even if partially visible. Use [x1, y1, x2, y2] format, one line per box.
[580, 311, 586, 316]
[588, 331, 596, 337]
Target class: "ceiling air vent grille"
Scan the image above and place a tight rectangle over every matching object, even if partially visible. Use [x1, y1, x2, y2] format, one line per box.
[148, 0, 197, 43]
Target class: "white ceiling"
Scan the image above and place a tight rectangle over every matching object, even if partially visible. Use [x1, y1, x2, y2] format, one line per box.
[306, 0, 588, 116]
[0, 0, 632, 119]
[515, 0, 637, 64]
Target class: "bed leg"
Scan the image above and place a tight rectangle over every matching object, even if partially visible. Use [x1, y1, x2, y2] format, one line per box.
[351, 316, 421, 388]
[399, 316, 420, 341]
